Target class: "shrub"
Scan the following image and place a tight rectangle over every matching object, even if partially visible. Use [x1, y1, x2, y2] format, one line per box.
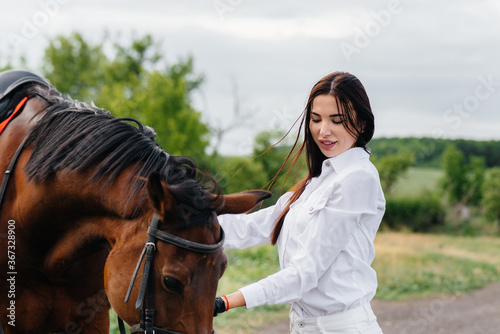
[383, 193, 445, 232]
[482, 167, 500, 223]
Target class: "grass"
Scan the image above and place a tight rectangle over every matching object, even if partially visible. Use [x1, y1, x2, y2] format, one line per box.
[390, 167, 442, 197]
[373, 232, 500, 300]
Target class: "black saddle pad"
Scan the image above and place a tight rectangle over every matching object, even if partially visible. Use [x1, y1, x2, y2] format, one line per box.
[0, 69, 51, 123]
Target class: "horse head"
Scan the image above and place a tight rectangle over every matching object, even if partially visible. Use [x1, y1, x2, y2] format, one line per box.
[0, 76, 271, 333]
[105, 171, 270, 333]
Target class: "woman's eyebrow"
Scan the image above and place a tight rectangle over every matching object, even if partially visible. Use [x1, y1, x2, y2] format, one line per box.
[311, 111, 343, 117]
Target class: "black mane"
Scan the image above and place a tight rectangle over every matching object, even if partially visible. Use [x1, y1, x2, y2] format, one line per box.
[23, 86, 218, 226]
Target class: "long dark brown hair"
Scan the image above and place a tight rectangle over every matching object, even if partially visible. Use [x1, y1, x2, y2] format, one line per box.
[270, 71, 374, 245]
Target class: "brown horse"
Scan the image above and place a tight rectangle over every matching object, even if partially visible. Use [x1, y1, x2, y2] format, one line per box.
[0, 76, 269, 333]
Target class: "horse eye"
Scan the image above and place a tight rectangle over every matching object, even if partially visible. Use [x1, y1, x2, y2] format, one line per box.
[163, 276, 184, 294]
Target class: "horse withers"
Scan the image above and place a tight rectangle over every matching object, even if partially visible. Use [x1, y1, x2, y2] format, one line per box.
[0, 71, 270, 333]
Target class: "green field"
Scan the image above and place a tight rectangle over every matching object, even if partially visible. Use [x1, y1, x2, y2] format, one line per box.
[390, 167, 442, 197]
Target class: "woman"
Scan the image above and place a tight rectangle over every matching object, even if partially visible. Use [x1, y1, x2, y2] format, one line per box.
[215, 72, 385, 333]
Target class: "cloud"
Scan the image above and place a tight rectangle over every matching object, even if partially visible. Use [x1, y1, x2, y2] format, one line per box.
[1, 0, 499, 155]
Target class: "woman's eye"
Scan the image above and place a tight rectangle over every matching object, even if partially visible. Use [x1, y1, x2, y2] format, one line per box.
[311, 119, 321, 123]
[332, 115, 344, 124]
[163, 276, 184, 294]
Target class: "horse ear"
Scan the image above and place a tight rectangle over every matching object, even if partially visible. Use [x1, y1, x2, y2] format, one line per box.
[147, 172, 176, 214]
[216, 190, 271, 215]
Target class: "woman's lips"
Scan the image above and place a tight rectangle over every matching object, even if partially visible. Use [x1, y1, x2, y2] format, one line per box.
[319, 140, 336, 150]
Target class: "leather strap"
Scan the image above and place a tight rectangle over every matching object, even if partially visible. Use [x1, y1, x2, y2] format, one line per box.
[136, 243, 155, 310]
[147, 227, 224, 254]
[0, 95, 32, 211]
[0, 96, 28, 135]
[118, 316, 126, 334]
[124, 243, 149, 304]
[144, 245, 155, 333]
[0, 135, 29, 211]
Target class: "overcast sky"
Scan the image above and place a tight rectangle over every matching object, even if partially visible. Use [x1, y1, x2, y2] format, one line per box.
[2, 0, 499, 155]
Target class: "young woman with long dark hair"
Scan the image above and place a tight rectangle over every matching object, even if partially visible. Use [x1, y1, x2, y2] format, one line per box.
[215, 72, 385, 333]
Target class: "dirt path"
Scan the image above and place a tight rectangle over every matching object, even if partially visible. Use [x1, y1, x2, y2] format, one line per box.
[256, 282, 500, 333]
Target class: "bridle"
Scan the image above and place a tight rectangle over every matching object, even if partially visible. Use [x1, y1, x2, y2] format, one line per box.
[118, 213, 224, 334]
[0, 85, 224, 333]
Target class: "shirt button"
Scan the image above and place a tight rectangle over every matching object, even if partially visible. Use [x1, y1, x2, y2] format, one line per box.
[298, 322, 304, 328]
[325, 161, 331, 167]
[309, 207, 314, 212]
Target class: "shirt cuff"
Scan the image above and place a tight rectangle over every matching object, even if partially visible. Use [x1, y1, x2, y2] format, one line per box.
[239, 282, 267, 309]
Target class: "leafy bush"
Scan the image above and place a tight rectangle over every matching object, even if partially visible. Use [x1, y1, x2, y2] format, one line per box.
[482, 167, 500, 223]
[215, 156, 269, 194]
[383, 193, 445, 232]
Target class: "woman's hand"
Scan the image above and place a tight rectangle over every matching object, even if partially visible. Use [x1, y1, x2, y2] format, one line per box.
[214, 291, 246, 317]
[213, 297, 227, 317]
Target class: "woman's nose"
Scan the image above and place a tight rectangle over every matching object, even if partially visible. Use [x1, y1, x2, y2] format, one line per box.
[320, 122, 332, 136]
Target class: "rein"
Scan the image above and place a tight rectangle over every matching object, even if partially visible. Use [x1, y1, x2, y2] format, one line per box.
[119, 213, 224, 334]
[0, 136, 29, 210]
[0, 96, 31, 210]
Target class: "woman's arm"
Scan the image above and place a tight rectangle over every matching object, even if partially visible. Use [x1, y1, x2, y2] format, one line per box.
[219, 193, 290, 249]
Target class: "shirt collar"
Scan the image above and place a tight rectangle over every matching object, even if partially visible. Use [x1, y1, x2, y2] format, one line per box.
[322, 147, 370, 174]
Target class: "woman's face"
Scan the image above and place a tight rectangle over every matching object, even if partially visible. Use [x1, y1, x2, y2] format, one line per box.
[309, 94, 358, 158]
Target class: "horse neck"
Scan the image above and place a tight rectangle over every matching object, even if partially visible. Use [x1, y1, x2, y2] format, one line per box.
[22, 165, 149, 232]
[16, 165, 152, 280]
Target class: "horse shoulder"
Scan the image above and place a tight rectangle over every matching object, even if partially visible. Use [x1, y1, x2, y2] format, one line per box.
[43, 222, 109, 282]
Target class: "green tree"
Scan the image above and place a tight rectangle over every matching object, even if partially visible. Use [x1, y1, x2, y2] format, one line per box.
[217, 156, 268, 194]
[372, 152, 415, 195]
[440, 145, 485, 205]
[466, 156, 485, 206]
[252, 130, 307, 196]
[42, 32, 106, 100]
[0, 64, 13, 72]
[482, 167, 500, 223]
[41, 32, 208, 159]
[440, 145, 468, 203]
[253, 130, 289, 180]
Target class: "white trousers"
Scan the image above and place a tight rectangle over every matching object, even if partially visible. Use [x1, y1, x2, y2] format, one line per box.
[289, 304, 383, 334]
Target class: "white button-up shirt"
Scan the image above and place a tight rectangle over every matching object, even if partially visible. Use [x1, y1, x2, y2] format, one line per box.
[218, 148, 386, 318]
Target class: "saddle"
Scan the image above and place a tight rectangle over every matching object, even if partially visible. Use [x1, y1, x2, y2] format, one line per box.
[0, 69, 52, 124]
